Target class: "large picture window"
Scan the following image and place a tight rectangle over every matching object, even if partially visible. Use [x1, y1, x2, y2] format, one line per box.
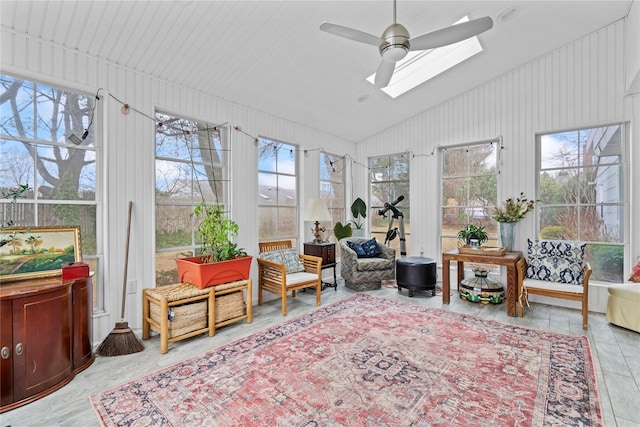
[440, 143, 498, 253]
[369, 154, 410, 256]
[320, 151, 345, 243]
[155, 112, 229, 285]
[537, 124, 626, 283]
[258, 137, 298, 245]
[0, 74, 102, 309]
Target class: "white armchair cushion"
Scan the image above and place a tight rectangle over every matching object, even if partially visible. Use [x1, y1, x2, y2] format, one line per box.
[522, 278, 584, 294]
[286, 272, 320, 285]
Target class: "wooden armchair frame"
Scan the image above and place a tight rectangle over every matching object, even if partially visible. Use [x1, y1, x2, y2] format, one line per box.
[257, 240, 322, 316]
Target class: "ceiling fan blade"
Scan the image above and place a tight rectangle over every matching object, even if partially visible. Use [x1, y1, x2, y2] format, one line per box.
[374, 60, 396, 89]
[409, 16, 493, 51]
[320, 22, 384, 46]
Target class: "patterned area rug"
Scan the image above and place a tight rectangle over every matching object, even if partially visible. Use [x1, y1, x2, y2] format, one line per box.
[90, 293, 602, 426]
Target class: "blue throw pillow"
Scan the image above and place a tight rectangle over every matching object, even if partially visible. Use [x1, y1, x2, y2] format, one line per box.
[347, 240, 371, 258]
[361, 238, 382, 257]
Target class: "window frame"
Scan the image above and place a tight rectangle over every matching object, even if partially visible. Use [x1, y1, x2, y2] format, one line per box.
[0, 73, 103, 311]
[319, 151, 345, 244]
[369, 153, 410, 256]
[257, 136, 299, 245]
[535, 123, 628, 283]
[154, 111, 230, 286]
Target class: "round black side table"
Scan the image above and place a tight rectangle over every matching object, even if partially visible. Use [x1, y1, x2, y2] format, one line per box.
[396, 256, 437, 297]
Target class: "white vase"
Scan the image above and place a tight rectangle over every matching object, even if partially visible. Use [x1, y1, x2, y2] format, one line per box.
[499, 222, 515, 252]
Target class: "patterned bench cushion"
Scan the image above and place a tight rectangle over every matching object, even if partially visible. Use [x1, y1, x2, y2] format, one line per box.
[526, 239, 586, 285]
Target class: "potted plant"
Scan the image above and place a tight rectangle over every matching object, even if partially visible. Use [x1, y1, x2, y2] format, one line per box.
[349, 197, 367, 237]
[457, 224, 489, 248]
[175, 202, 252, 289]
[333, 221, 353, 241]
[492, 192, 537, 251]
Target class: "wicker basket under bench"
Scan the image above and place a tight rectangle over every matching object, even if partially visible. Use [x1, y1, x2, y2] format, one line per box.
[142, 279, 252, 354]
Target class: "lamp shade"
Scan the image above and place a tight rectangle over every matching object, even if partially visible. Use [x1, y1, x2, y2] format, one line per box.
[303, 199, 332, 222]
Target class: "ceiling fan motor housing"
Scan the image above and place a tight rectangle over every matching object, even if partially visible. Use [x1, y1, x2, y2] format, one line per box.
[380, 23, 410, 61]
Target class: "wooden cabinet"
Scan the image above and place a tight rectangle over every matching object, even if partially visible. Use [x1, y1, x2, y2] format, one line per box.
[0, 276, 94, 413]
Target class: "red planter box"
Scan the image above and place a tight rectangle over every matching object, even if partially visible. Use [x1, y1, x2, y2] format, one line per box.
[175, 256, 253, 289]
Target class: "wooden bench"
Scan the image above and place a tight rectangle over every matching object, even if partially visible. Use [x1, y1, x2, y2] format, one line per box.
[142, 280, 252, 353]
[516, 258, 592, 330]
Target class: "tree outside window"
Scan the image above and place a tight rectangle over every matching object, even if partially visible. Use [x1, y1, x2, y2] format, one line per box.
[258, 137, 298, 245]
[538, 124, 625, 283]
[1, 74, 101, 308]
[154, 112, 229, 285]
[369, 154, 410, 255]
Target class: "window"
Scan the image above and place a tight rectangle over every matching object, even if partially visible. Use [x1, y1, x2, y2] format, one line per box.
[537, 124, 626, 283]
[257, 137, 298, 245]
[155, 112, 229, 285]
[320, 152, 345, 243]
[0, 74, 102, 309]
[441, 143, 498, 253]
[369, 154, 410, 256]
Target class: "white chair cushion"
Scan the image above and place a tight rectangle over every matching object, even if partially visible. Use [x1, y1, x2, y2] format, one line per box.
[522, 278, 584, 294]
[286, 272, 319, 285]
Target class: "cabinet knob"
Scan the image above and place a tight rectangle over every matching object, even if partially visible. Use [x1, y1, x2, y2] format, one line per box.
[15, 343, 23, 356]
[1, 346, 9, 359]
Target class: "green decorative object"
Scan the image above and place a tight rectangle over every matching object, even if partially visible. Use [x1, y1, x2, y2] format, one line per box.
[460, 268, 505, 304]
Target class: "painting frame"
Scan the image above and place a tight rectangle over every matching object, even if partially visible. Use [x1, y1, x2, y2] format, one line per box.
[0, 225, 82, 282]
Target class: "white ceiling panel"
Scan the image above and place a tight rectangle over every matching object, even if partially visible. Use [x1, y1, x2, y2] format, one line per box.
[0, 0, 632, 141]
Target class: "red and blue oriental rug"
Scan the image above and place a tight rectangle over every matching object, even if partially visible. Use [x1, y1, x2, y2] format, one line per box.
[90, 293, 602, 426]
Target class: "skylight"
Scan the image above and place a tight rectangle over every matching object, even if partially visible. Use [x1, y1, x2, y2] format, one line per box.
[367, 16, 484, 98]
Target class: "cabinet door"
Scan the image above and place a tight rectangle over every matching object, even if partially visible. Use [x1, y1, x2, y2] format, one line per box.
[12, 286, 73, 401]
[0, 300, 13, 407]
[73, 277, 93, 370]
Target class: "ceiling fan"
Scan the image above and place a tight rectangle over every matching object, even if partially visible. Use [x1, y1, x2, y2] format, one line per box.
[320, 0, 493, 89]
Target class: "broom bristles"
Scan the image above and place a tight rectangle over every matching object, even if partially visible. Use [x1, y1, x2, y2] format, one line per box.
[96, 321, 144, 357]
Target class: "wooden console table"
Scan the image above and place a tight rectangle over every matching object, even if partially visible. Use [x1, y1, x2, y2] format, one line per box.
[442, 249, 523, 317]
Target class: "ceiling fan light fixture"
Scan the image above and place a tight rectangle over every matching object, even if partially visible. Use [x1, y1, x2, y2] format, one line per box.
[381, 44, 409, 62]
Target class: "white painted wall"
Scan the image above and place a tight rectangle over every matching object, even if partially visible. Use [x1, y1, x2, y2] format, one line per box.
[1, 10, 637, 341]
[356, 18, 640, 312]
[1, 30, 357, 344]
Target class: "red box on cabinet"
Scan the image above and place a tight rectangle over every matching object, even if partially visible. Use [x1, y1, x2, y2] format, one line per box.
[62, 262, 90, 280]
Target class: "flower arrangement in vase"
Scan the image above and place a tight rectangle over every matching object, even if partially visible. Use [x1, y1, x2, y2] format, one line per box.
[492, 192, 537, 251]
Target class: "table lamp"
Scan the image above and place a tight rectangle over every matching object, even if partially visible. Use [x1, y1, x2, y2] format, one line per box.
[303, 199, 332, 244]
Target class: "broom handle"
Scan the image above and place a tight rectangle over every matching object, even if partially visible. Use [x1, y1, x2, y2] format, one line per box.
[121, 201, 133, 320]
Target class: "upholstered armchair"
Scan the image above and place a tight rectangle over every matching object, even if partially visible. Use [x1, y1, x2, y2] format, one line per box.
[339, 237, 396, 291]
[257, 240, 322, 316]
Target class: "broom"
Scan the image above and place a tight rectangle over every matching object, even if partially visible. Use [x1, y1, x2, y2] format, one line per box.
[96, 201, 144, 356]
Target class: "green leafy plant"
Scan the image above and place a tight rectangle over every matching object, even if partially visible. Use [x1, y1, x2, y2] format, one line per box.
[1, 184, 30, 248]
[333, 221, 353, 241]
[192, 202, 247, 263]
[349, 197, 367, 229]
[457, 224, 489, 245]
[493, 192, 537, 223]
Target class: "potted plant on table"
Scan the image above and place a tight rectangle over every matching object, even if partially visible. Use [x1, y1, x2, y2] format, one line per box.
[175, 202, 252, 289]
[457, 224, 489, 248]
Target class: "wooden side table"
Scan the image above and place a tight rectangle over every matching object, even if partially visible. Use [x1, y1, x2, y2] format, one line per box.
[303, 242, 337, 290]
[442, 249, 523, 317]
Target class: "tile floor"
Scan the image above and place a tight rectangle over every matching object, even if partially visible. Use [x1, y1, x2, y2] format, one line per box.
[1, 280, 638, 426]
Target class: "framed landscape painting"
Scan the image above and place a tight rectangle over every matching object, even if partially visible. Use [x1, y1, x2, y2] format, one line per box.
[0, 226, 82, 282]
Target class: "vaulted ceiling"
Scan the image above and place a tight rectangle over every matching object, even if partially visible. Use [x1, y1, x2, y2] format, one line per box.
[0, 1, 632, 141]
